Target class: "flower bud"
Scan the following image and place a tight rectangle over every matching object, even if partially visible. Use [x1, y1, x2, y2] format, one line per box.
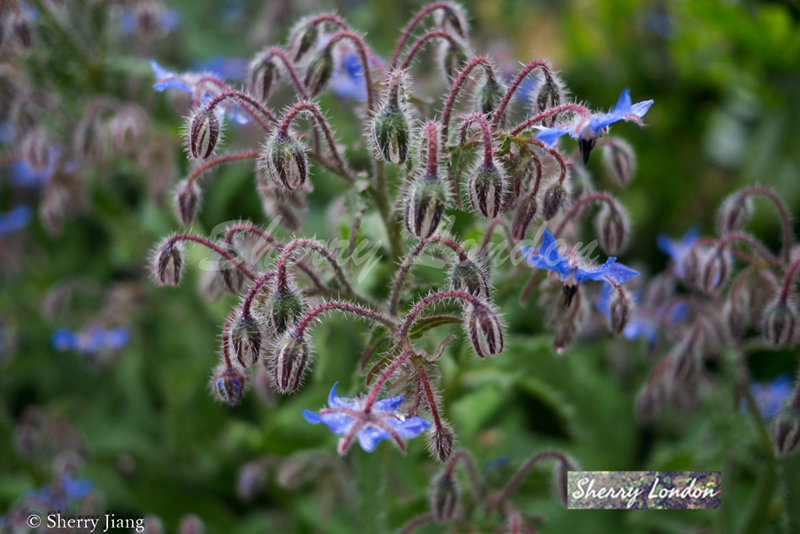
[188, 108, 221, 160]
[109, 106, 147, 155]
[717, 193, 753, 235]
[542, 182, 568, 220]
[174, 178, 201, 226]
[230, 312, 264, 367]
[427, 420, 455, 463]
[450, 258, 490, 300]
[467, 161, 505, 219]
[608, 286, 632, 336]
[429, 471, 459, 521]
[211, 365, 246, 406]
[762, 299, 798, 349]
[272, 334, 312, 394]
[439, 41, 468, 82]
[772, 403, 800, 456]
[474, 76, 506, 126]
[262, 132, 308, 190]
[253, 365, 277, 408]
[635, 383, 661, 423]
[20, 126, 49, 171]
[371, 102, 410, 164]
[667, 335, 702, 386]
[216, 245, 245, 294]
[595, 204, 629, 256]
[151, 239, 184, 286]
[304, 49, 334, 98]
[532, 72, 564, 127]
[289, 19, 319, 62]
[404, 175, 447, 238]
[553, 319, 577, 355]
[701, 251, 729, 295]
[135, 0, 160, 40]
[435, 5, 468, 39]
[276, 452, 318, 489]
[140, 516, 164, 534]
[178, 515, 204, 534]
[5, 10, 34, 53]
[264, 285, 307, 336]
[249, 52, 281, 104]
[465, 304, 503, 358]
[602, 139, 636, 187]
[237, 461, 268, 500]
[512, 195, 538, 241]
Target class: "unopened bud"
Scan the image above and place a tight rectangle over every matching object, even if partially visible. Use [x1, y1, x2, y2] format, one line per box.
[178, 515, 204, 534]
[717, 193, 753, 235]
[440, 41, 468, 82]
[542, 182, 568, 220]
[404, 175, 447, 238]
[277, 452, 318, 489]
[435, 5, 468, 39]
[249, 52, 282, 104]
[427, 421, 455, 463]
[450, 258, 490, 300]
[467, 161, 505, 219]
[429, 471, 459, 521]
[109, 106, 147, 155]
[237, 461, 268, 500]
[700, 251, 729, 295]
[608, 286, 632, 336]
[772, 403, 800, 456]
[596, 204, 629, 256]
[602, 139, 636, 187]
[668, 335, 702, 386]
[371, 103, 410, 164]
[532, 72, 564, 127]
[188, 108, 221, 160]
[474, 76, 506, 126]
[6, 10, 34, 53]
[140, 516, 164, 534]
[289, 19, 319, 62]
[512, 195, 538, 241]
[230, 312, 264, 367]
[20, 126, 49, 171]
[264, 285, 307, 336]
[211, 365, 246, 407]
[151, 239, 184, 286]
[465, 304, 503, 358]
[262, 132, 308, 190]
[272, 334, 312, 394]
[762, 299, 798, 349]
[304, 48, 334, 97]
[174, 179, 201, 226]
[554, 319, 577, 355]
[216, 246, 245, 294]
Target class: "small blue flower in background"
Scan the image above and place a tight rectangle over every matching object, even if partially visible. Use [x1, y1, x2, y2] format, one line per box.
[521, 229, 639, 306]
[658, 227, 700, 279]
[8, 145, 62, 188]
[0, 122, 15, 144]
[596, 284, 687, 344]
[328, 50, 385, 102]
[120, 6, 180, 35]
[535, 88, 653, 163]
[745, 374, 793, 420]
[150, 60, 250, 124]
[0, 205, 32, 237]
[0, 474, 94, 528]
[52, 326, 131, 354]
[193, 56, 248, 81]
[303, 382, 431, 453]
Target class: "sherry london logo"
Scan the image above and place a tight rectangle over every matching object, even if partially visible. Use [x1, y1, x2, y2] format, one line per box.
[568, 471, 721, 510]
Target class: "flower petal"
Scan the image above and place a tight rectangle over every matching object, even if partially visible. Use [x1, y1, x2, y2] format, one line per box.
[302, 409, 322, 424]
[523, 229, 571, 276]
[575, 257, 616, 283]
[533, 126, 570, 147]
[373, 394, 405, 413]
[603, 262, 640, 285]
[319, 412, 355, 435]
[610, 88, 632, 116]
[356, 425, 391, 452]
[327, 382, 357, 410]
[385, 416, 431, 439]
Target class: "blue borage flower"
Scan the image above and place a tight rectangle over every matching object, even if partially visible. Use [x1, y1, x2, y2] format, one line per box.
[521, 229, 639, 306]
[149, 60, 250, 124]
[535, 88, 653, 163]
[52, 326, 131, 354]
[596, 284, 687, 344]
[302, 383, 431, 453]
[9, 145, 62, 188]
[0, 475, 93, 528]
[0, 205, 32, 237]
[314, 37, 385, 102]
[745, 374, 793, 420]
[657, 227, 700, 279]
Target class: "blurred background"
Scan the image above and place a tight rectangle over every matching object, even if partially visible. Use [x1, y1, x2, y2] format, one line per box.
[1, 0, 799, 532]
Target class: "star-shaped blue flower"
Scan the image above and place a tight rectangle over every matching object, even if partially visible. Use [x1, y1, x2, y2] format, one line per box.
[535, 88, 653, 163]
[745, 374, 793, 420]
[8, 145, 62, 188]
[657, 227, 700, 279]
[521, 229, 639, 306]
[0, 205, 32, 237]
[303, 383, 431, 453]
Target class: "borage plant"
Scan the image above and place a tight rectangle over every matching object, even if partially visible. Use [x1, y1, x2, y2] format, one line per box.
[148, 3, 653, 531]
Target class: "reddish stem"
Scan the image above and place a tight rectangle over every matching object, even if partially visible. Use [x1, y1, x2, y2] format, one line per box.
[441, 56, 497, 143]
[400, 290, 486, 337]
[294, 301, 398, 339]
[737, 185, 794, 263]
[398, 30, 462, 72]
[553, 192, 619, 237]
[491, 60, 552, 130]
[423, 122, 439, 176]
[276, 238, 355, 297]
[509, 103, 592, 136]
[242, 271, 276, 319]
[324, 31, 376, 112]
[714, 231, 779, 266]
[166, 234, 258, 280]
[442, 450, 484, 498]
[390, 2, 458, 69]
[397, 514, 435, 534]
[461, 113, 494, 166]
[220, 309, 237, 369]
[780, 258, 800, 305]
[202, 90, 277, 132]
[495, 450, 572, 505]
[363, 349, 413, 412]
[186, 151, 259, 186]
[259, 48, 308, 99]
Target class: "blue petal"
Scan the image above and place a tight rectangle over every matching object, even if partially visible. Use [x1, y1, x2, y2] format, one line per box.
[596, 283, 612, 316]
[356, 425, 391, 452]
[60, 476, 92, 500]
[610, 88, 632, 116]
[603, 262, 640, 285]
[160, 9, 182, 32]
[120, 10, 136, 34]
[105, 327, 131, 349]
[0, 204, 32, 235]
[153, 79, 192, 93]
[302, 409, 322, 424]
[327, 382, 357, 410]
[575, 257, 616, 283]
[52, 329, 76, 350]
[630, 100, 654, 118]
[373, 394, 405, 413]
[385, 416, 431, 439]
[588, 113, 621, 133]
[523, 229, 571, 276]
[533, 126, 570, 147]
[149, 59, 174, 80]
[623, 319, 657, 344]
[319, 412, 355, 435]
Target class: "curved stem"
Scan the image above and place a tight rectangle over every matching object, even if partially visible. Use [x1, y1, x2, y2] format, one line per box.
[410, 357, 446, 452]
[491, 60, 552, 130]
[443, 450, 485, 498]
[441, 56, 497, 143]
[738, 185, 794, 263]
[461, 113, 494, 166]
[192, 76, 229, 106]
[780, 258, 800, 305]
[166, 234, 258, 280]
[390, 2, 458, 70]
[480, 219, 515, 253]
[400, 290, 486, 338]
[398, 30, 461, 72]
[260, 48, 307, 98]
[294, 301, 398, 339]
[509, 103, 592, 136]
[306, 14, 385, 80]
[514, 137, 568, 186]
[325, 31, 376, 112]
[276, 238, 356, 297]
[714, 231, 779, 266]
[397, 514, 435, 534]
[202, 90, 277, 132]
[242, 271, 276, 319]
[553, 192, 618, 237]
[363, 349, 413, 411]
[186, 151, 259, 186]
[495, 450, 572, 505]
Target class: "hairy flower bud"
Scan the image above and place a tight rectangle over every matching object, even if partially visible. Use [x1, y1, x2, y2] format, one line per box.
[429, 471, 459, 521]
[272, 334, 312, 394]
[608, 286, 633, 336]
[512, 195, 538, 241]
[230, 312, 264, 367]
[450, 258, 490, 300]
[467, 161, 505, 219]
[404, 175, 447, 238]
[5, 10, 34, 53]
[304, 48, 334, 97]
[216, 245, 245, 294]
[465, 304, 503, 358]
[474, 76, 506, 126]
[262, 132, 308, 190]
[435, 5, 468, 39]
[596, 204, 629, 256]
[188, 108, 221, 160]
[151, 239, 184, 286]
[249, 52, 282, 104]
[427, 421, 455, 463]
[174, 178, 201, 226]
[554, 319, 577, 355]
[371, 103, 410, 165]
[772, 403, 800, 456]
[762, 299, 798, 349]
[602, 139, 636, 187]
[211, 365, 246, 407]
[542, 182, 568, 220]
[264, 285, 307, 336]
[717, 193, 753, 235]
[701, 250, 729, 295]
[237, 460, 268, 500]
[289, 19, 319, 62]
[109, 106, 147, 155]
[440, 41, 468, 82]
[20, 126, 49, 171]
[532, 72, 564, 127]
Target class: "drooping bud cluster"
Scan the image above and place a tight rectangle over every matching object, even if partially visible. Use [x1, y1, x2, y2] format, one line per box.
[405, 177, 447, 238]
[216, 245, 246, 294]
[512, 195, 538, 241]
[542, 181, 569, 220]
[264, 283, 307, 336]
[303, 48, 335, 98]
[762, 298, 798, 349]
[229, 312, 264, 367]
[531, 69, 565, 127]
[262, 131, 308, 190]
[288, 18, 320, 63]
[474, 73, 506, 126]
[187, 108, 221, 160]
[429, 470, 459, 521]
[602, 138, 636, 187]
[608, 285, 632, 336]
